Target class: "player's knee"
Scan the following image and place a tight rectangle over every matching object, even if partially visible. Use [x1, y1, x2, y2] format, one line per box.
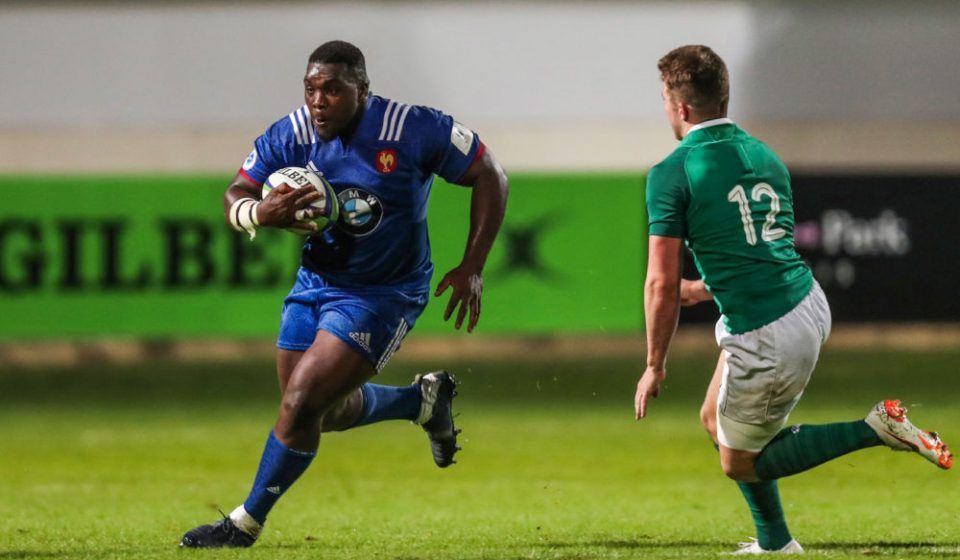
[721, 464, 744, 481]
[720, 458, 758, 482]
[279, 388, 324, 430]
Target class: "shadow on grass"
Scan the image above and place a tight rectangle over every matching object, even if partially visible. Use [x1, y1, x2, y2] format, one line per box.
[538, 538, 960, 556]
[540, 538, 718, 549]
[816, 540, 960, 553]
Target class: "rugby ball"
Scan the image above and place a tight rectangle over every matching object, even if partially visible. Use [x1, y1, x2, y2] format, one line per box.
[262, 167, 339, 234]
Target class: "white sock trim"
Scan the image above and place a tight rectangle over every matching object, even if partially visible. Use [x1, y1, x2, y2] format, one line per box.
[229, 505, 262, 539]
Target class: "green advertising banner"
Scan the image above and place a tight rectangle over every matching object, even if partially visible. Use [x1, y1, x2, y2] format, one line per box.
[0, 173, 646, 339]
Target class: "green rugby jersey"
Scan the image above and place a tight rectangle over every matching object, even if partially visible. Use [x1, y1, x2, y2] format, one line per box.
[646, 119, 813, 334]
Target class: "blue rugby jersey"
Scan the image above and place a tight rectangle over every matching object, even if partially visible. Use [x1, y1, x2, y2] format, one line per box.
[238, 94, 483, 290]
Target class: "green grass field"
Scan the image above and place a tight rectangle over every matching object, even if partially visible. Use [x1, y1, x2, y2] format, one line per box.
[1, 346, 958, 559]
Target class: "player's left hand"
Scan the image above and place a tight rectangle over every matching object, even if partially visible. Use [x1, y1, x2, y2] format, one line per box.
[680, 279, 711, 307]
[635, 366, 666, 420]
[435, 264, 483, 333]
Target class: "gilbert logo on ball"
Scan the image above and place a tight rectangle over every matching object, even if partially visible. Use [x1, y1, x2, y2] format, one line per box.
[262, 167, 340, 234]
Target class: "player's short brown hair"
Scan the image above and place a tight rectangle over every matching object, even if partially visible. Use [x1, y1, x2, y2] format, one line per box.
[658, 45, 729, 114]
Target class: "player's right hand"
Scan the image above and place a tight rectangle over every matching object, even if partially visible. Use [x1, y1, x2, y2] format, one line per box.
[435, 264, 483, 333]
[257, 182, 324, 229]
[634, 366, 666, 420]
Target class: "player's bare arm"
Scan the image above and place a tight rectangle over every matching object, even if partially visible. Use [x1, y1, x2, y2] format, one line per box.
[223, 172, 324, 231]
[635, 234, 683, 419]
[435, 147, 508, 333]
[680, 278, 712, 307]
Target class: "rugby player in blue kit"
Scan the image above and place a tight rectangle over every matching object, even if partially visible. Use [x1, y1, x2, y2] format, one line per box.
[181, 40, 508, 548]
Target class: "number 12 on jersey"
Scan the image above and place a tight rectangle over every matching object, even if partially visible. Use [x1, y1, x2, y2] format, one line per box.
[727, 183, 786, 246]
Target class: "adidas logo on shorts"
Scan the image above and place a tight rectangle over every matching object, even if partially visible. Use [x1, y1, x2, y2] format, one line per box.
[349, 332, 372, 353]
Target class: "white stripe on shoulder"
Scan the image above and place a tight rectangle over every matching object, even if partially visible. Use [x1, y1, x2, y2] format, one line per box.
[378, 100, 397, 141]
[391, 104, 413, 141]
[385, 103, 405, 142]
[288, 112, 304, 145]
[295, 107, 311, 145]
[301, 106, 317, 143]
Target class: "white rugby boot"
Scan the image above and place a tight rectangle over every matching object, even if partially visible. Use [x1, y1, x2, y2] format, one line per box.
[865, 399, 953, 470]
[731, 538, 804, 555]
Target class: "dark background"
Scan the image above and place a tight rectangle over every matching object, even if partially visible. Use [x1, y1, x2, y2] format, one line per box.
[681, 174, 960, 324]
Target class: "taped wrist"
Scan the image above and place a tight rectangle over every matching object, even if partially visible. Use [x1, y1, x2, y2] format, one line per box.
[229, 197, 260, 240]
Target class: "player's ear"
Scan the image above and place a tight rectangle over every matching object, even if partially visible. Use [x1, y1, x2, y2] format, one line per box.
[358, 82, 369, 104]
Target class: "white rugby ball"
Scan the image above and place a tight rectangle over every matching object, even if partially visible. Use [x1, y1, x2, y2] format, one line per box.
[262, 167, 339, 234]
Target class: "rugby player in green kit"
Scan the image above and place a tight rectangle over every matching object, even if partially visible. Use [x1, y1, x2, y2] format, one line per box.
[636, 45, 952, 554]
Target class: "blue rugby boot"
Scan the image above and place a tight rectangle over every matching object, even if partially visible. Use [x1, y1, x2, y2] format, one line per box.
[414, 371, 461, 468]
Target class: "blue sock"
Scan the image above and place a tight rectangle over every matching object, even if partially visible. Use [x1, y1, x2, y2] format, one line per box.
[242, 431, 315, 524]
[350, 383, 422, 428]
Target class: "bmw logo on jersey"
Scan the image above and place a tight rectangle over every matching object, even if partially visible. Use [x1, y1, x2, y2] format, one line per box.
[337, 188, 384, 236]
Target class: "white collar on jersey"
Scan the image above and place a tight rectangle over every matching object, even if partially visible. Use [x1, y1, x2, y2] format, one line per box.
[688, 117, 734, 133]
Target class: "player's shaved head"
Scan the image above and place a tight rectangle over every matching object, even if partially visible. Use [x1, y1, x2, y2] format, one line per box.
[309, 40, 369, 87]
[658, 45, 729, 115]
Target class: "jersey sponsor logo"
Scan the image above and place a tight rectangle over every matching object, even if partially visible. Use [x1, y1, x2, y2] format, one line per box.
[450, 122, 474, 156]
[337, 188, 384, 237]
[376, 149, 397, 174]
[378, 100, 412, 142]
[242, 149, 257, 170]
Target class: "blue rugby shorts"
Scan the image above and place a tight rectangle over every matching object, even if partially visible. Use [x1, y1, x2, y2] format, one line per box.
[277, 267, 429, 372]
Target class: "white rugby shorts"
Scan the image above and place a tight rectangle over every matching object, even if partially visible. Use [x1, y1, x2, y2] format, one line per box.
[715, 282, 832, 452]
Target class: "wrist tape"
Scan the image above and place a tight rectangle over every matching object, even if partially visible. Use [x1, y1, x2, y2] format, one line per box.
[229, 197, 260, 240]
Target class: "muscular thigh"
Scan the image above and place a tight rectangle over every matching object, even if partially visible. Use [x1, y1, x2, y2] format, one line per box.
[284, 330, 375, 410]
[274, 330, 375, 448]
[277, 349, 304, 393]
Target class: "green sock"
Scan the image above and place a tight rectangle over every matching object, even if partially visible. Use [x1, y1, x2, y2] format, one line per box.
[737, 479, 792, 551]
[755, 420, 882, 480]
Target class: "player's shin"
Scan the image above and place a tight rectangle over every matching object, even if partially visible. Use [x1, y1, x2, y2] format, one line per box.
[240, 430, 317, 528]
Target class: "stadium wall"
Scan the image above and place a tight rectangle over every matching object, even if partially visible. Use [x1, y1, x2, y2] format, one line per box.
[2, 1, 960, 172]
